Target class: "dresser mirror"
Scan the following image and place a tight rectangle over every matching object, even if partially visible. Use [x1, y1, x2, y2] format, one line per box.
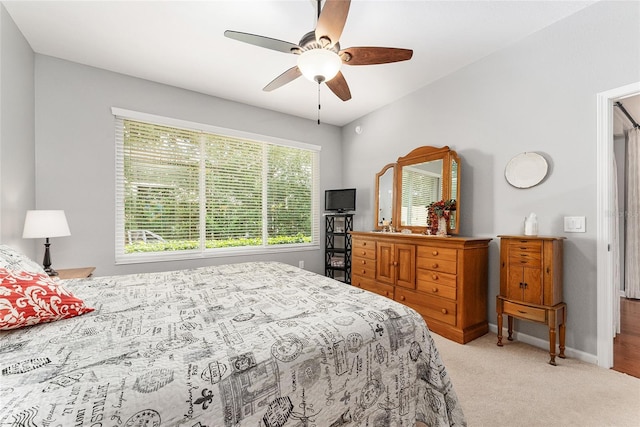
[374, 163, 396, 229]
[374, 146, 460, 234]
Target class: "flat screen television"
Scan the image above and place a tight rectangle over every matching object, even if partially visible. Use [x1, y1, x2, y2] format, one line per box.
[325, 188, 356, 212]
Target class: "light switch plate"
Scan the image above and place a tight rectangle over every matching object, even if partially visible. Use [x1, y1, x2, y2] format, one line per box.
[564, 216, 586, 232]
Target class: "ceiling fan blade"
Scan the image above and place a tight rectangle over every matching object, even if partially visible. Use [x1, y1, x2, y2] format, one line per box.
[263, 66, 303, 92]
[224, 30, 299, 54]
[340, 47, 413, 65]
[326, 71, 351, 101]
[315, 0, 351, 48]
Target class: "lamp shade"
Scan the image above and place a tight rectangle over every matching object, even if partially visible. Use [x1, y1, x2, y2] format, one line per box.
[22, 210, 71, 239]
[297, 48, 342, 83]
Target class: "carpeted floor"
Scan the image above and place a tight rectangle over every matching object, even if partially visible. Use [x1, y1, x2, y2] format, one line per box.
[432, 332, 640, 426]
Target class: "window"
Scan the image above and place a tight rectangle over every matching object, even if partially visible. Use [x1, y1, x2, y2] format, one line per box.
[113, 108, 320, 263]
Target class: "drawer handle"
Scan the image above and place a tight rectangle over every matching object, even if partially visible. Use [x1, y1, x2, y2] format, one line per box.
[361, 251, 367, 256]
[432, 287, 438, 293]
[393, 261, 398, 267]
[432, 250, 439, 256]
[399, 295, 406, 301]
[432, 274, 439, 280]
[360, 260, 366, 265]
[517, 310, 527, 314]
[362, 242, 367, 246]
[362, 269, 367, 274]
[385, 291, 391, 297]
[432, 263, 439, 268]
[441, 308, 448, 314]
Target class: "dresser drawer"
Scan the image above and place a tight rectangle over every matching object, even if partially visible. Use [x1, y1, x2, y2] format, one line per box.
[417, 257, 457, 275]
[352, 276, 394, 299]
[416, 268, 457, 288]
[503, 300, 546, 323]
[351, 256, 376, 279]
[352, 239, 376, 259]
[416, 280, 456, 301]
[395, 288, 457, 326]
[417, 246, 457, 262]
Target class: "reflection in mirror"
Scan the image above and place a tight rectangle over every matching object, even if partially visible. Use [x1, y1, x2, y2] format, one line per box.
[450, 158, 459, 230]
[375, 164, 395, 229]
[400, 160, 443, 226]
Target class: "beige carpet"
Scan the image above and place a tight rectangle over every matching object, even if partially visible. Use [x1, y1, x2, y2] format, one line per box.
[431, 332, 640, 426]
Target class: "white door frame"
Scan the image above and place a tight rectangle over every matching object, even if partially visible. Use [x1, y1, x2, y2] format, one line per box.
[596, 81, 640, 368]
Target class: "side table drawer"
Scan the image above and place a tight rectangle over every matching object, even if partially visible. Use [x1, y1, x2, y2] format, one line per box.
[503, 300, 546, 323]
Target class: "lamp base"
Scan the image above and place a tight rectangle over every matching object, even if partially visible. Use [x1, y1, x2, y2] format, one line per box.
[45, 267, 59, 277]
[42, 238, 58, 276]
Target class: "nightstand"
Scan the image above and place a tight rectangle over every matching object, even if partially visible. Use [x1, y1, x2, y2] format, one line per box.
[56, 267, 95, 279]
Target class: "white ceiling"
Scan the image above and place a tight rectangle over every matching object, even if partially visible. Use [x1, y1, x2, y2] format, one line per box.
[4, 0, 599, 126]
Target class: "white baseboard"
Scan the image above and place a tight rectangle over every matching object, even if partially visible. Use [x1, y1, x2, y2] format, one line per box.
[488, 324, 598, 365]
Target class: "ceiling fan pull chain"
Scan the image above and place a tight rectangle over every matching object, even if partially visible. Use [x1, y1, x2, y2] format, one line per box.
[317, 81, 321, 125]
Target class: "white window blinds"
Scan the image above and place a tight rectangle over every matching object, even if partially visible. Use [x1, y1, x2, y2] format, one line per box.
[400, 168, 442, 226]
[114, 109, 320, 263]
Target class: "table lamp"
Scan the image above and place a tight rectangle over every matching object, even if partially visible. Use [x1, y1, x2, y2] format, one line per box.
[22, 210, 71, 276]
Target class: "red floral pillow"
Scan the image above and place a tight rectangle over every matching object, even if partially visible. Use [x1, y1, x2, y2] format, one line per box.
[0, 268, 94, 330]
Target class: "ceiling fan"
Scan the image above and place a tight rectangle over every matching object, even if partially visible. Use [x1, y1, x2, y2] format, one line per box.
[224, 0, 413, 102]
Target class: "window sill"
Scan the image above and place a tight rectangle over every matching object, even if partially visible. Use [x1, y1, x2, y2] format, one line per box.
[115, 243, 321, 265]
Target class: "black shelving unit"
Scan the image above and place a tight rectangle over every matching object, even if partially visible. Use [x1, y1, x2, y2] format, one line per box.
[324, 213, 353, 284]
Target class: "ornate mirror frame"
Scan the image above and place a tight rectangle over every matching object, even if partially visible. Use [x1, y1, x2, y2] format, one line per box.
[374, 163, 396, 230]
[374, 146, 461, 234]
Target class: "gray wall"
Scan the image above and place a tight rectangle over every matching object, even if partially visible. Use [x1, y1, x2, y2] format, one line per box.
[341, 1, 640, 356]
[3, 1, 639, 358]
[0, 4, 35, 255]
[33, 56, 342, 276]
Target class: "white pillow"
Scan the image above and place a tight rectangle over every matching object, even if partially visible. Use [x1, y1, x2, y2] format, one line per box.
[0, 244, 46, 275]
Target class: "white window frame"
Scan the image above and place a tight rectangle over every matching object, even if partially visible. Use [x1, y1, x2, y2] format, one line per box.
[113, 107, 321, 264]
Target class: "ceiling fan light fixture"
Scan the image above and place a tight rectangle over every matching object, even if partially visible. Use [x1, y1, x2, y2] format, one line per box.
[297, 48, 341, 83]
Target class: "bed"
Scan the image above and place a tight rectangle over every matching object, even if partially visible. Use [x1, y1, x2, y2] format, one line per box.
[0, 255, 465, 426]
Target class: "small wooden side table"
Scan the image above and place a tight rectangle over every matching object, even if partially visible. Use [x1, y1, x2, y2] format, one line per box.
[56, 267, 96, 279]
[497, 296, 567, 365]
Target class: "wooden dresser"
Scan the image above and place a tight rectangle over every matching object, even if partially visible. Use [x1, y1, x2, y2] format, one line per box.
[496, 235, 566, 365]
[350, 231, 491, 344]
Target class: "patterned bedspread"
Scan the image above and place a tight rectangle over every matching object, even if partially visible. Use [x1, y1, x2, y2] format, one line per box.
[0, 262, 464, 426]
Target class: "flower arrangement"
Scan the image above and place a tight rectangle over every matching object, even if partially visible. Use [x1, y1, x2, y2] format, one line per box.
[427, 199, 456, 217]
[426, 199, 456, 236]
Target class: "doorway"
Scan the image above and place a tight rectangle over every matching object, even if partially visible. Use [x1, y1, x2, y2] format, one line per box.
[596, 82, 640, 369]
